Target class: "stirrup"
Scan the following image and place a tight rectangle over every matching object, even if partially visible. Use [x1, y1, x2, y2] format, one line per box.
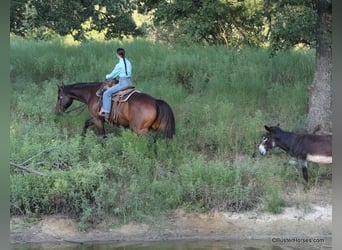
[105, 113, 110, 122]
[100, 112, 110, 122]
[98, 108, 104, 116]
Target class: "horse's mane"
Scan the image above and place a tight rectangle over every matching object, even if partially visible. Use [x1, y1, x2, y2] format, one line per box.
[62, 82, 103, 92]
[66, 82, 103, 88]
[59, 82, 103, 98]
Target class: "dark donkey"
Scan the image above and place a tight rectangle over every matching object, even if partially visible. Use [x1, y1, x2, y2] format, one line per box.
[55, 82, 175, 139]
[258, 125, 332, 182]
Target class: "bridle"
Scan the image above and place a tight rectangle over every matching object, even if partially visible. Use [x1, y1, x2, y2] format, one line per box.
[57, 93, 86, 116]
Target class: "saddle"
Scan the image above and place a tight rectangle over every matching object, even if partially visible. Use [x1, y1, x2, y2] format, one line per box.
[111, 86, 137, 103]
[111, 87, 140, 123]
[98, 86, 140, 123]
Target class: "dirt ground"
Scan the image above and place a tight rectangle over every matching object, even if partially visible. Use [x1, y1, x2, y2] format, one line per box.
[10, 184, 332, 245]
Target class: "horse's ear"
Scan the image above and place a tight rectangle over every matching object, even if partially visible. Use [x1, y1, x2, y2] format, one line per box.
[276, 123, 280, 127]
[264, 125, 270, 131]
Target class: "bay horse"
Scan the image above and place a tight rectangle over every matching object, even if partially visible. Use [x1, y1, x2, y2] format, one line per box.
[54, 82, 175, 139]
[258, 125, 332, 182]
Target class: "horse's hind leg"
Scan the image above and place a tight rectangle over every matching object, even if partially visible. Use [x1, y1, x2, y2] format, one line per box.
[130, 124, 148, 137]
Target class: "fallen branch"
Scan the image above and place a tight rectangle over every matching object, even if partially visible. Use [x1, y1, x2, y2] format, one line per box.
[19, 147, 54, 166]
[10, 162, 46, 176]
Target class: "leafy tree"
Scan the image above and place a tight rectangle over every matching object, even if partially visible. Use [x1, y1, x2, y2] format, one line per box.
[10, 0, 142, 40]
[136, 0, 266, 47]
[269, 0, 317, 53]
[10, 0, 32, 37]
[268, 0, 332, 132]
[307, 0, 332, 133]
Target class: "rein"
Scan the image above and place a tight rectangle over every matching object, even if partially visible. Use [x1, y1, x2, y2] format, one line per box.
[65, 104, 87, 116]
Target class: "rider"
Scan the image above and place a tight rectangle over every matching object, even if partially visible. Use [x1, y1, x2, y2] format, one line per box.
[100, 47, 133, 122]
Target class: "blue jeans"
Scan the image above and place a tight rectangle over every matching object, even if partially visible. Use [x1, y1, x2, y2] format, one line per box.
[102, 77, 132, 113]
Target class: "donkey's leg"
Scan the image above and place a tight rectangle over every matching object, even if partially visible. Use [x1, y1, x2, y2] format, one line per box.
[299, 159, 309, 182]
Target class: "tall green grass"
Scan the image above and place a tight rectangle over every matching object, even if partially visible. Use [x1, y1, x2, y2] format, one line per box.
[10, 37, 321, 229]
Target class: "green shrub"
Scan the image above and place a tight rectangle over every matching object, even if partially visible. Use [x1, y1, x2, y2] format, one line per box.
[10, 38, 316, 227]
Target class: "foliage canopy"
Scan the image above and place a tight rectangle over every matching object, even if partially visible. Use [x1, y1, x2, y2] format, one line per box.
[11, 0, 319, 51]
[10, 0, 142, 40]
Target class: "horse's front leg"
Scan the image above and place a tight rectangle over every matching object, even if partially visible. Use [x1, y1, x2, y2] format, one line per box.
[83, 118, 94, 135]
[92, 117, 106, 138]
[88, 100, 106, 138]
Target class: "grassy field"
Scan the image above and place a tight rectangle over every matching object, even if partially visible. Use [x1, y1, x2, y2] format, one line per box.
[10, 37, 330, 229]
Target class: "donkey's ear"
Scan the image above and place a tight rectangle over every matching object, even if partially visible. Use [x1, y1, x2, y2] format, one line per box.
[264, 125, 270, 131]
[57, 82, 65, 89]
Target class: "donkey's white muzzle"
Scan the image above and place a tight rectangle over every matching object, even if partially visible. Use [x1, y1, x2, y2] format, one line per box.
[258, 144, 267, 155]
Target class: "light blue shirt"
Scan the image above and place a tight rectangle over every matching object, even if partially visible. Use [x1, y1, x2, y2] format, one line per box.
[106, 58, 132, 80]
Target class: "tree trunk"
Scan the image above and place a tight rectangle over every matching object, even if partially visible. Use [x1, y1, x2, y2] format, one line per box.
[307, 0, 332, 133]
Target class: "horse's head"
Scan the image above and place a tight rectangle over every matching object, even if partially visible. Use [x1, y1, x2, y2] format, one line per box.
[258, 124, 281, 155]
[55, 84, 74, 113]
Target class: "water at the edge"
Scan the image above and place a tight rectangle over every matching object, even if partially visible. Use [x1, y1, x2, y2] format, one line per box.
[11, 238, 332, 250]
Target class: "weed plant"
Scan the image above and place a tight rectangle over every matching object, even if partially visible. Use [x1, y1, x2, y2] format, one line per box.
[10, 37, 322, 229]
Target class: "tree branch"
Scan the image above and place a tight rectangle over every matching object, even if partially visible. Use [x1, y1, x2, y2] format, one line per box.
[10, 162, 46, 176]
[19, 148, 54, 166]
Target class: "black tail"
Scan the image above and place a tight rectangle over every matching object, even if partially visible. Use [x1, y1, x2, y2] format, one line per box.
[156, 99, 176, 138]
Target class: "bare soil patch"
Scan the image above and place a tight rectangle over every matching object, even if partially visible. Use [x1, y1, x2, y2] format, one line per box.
[11, 204, 331, 244]
[11, 182, 332, 244]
